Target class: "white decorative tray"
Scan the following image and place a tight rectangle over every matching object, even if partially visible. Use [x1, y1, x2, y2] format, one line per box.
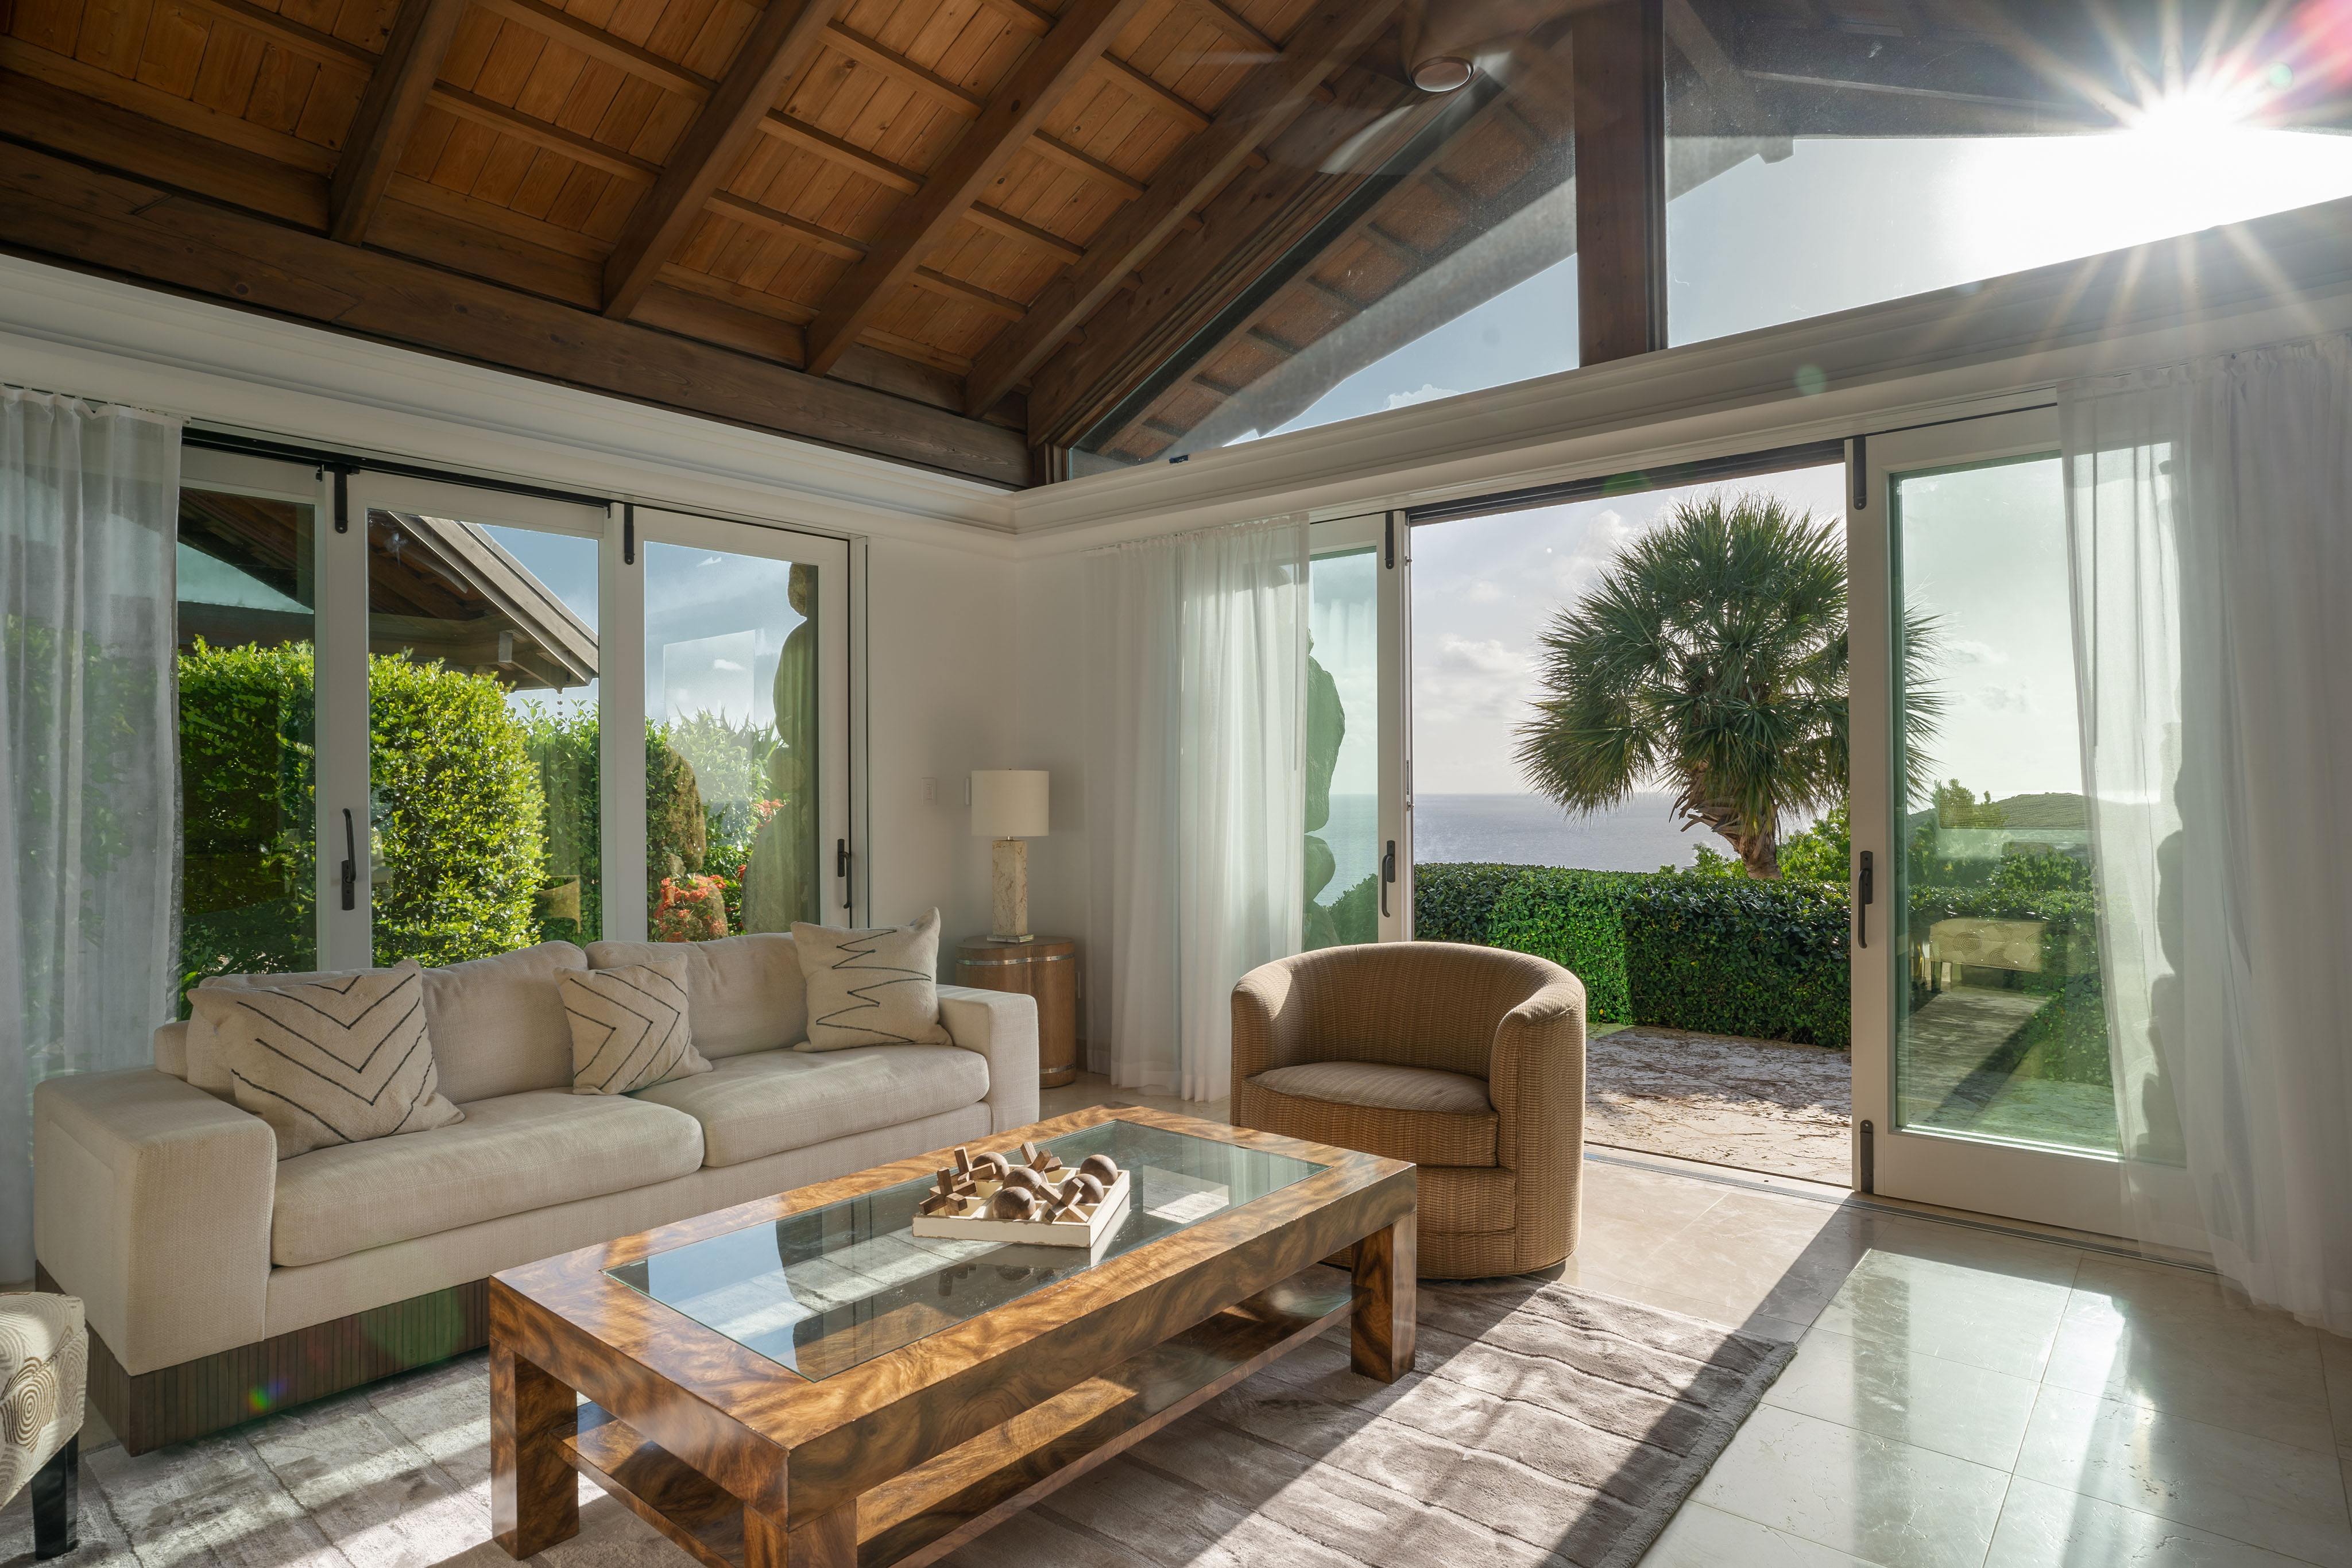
[910, 1155, 1130, 1249]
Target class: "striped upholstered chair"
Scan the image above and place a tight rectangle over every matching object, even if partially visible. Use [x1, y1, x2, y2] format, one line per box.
[0, 1293, 86, 1559]
[1231, 943, 1586, 1279]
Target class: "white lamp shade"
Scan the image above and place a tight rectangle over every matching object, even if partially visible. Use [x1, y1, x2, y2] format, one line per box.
[970, 770, 1049, 838]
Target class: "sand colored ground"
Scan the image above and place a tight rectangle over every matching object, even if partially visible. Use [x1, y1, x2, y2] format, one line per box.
[1585, 1025, 1852, 1184]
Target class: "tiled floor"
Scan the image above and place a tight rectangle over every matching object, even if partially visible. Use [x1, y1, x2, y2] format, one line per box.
[1049, 1073, 2352, 1568]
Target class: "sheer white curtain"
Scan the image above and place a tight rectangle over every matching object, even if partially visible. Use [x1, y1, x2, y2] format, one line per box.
[1085, 517, 1306, 1101]
[1, 388, 181, 1279]
[2063, 333, 2352, 1329]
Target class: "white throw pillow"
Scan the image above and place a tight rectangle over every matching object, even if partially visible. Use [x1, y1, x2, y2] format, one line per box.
[562, 958, 711, 1094]
[219, 960, 466, 1159]
[791, 909, 954, 1051]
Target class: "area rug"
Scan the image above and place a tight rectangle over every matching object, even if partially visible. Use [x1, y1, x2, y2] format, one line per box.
[1585, 1025, 1851, 1183]
[4, 1274, 1790, 1568]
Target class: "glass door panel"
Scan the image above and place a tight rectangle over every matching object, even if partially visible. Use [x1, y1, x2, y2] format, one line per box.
[174, 463, 320, 1004]
[637, 514, 849, 939]
[1305, 539, 1379, 947]
[351, 475, 607, 966]
[1892, 456, 2117, 1157]
[1852, 409, 2126, 1236]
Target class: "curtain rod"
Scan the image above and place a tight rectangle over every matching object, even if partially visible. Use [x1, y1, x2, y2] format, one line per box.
[182, 427, 612, 510]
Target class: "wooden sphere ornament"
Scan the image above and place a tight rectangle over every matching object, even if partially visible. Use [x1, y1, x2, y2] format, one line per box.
[1003, 1166, 1050, 1195]
[971, 1151, 1011, 1181]
[1066, 1172, 1105, 1206]
[1077, 1154, 1120, 1186]
[991, 1187, 1037, 1220]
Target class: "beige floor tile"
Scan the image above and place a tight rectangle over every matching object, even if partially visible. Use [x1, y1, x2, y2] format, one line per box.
[1986, 1476, 2320, 1568]
[2044, 1280, 2332, 1452]
[1814, 1251, 2074, 1383]
[1763, 1326, 2043, 1471]
[1640, 1500, 1887, 1567]
[2013, 1385, 2352, 1567]
[1608, 1191, 1868, 1329]
[1848, 1213, 2085, 1288]
[1690, 1404, 2012, 1568]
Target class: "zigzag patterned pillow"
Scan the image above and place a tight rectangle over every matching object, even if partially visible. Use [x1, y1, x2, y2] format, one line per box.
[562, 958, 711, 1094]
[791, 908, 954, 1052]
[222, 959, 465, 1159]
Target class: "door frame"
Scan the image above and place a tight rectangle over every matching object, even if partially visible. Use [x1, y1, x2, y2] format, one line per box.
[1848, 408, 2127, 1237]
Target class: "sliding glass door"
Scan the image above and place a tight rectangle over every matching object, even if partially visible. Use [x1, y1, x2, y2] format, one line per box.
[172, 450, 856, 993]
[1851, 409, 2126, 1234]
[1305, 513, 1411, 944]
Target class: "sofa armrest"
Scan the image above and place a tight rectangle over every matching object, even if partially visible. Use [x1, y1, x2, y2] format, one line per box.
[1488, 974, 1588, 1264]
[938, 985, 1040, 1134]
[1230, 955, 1318, 1090]
[34, 1068, 275, 1375]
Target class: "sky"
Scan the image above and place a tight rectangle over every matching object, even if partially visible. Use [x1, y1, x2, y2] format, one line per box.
[1243, 124, 2352, 442]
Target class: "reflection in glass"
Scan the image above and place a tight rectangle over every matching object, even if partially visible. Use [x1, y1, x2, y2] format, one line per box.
[1305, 547, 1378, 947]
[365, 510, 601, 963]
[643, 544, 818, 940]
[1665, 10, 2352, 349]
[176, 488, 318, 1005]
[609, 1120, 1325, 1380]
[1893, 456, 2116, 1155]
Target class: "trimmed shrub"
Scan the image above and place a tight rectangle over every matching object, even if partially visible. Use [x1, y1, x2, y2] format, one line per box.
[1624, 876, 1850, 1047]
[178, 641, 318, 1001]
[366, 653, 546, 967]
[1412, 862, 1531, 946]
[1486, 869, 1640, 1024]
[516, 705, 601, 946]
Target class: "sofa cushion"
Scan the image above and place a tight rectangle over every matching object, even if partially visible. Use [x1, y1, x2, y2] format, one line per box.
[563, 959, 711, 1095]
[587, 934, 805, 1059]
[633, 1044, 988, 1168]
[221, 960, 466, 1158]
[270, 1090, 703, 1267]
[1245, 1063, 1499, 1168]
[185, 942, 587, 1104]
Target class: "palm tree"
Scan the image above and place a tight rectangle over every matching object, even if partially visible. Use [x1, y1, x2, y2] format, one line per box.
[1514, 491, 1939, 879]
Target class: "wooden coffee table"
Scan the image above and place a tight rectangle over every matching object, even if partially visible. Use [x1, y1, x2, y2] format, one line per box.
[489, 1106, 1415, 1568]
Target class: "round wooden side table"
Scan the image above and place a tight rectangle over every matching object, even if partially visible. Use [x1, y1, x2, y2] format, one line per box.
[955, 935, 1079, 1087]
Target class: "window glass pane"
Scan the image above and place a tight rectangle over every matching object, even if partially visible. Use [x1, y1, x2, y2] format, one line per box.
[366, 510, 601, 963]
[644, 544, 819, 940]
[176, 487, 318, 1008]
[1665, 11, 2352, 348]
[1892, 455, 2116, 1155]
[1305, 546, 1378, 948]
[1072, 35, 1578, 466]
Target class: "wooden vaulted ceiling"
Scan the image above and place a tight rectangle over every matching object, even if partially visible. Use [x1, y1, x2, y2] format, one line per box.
[2, 0, 2343, 486]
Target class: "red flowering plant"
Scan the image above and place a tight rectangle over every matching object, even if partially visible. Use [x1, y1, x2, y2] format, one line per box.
[702, 798, 783, 934]
[652, 873, 730, 942]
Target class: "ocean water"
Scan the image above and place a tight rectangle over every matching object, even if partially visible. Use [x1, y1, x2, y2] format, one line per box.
[1310, 792, 1716, 896]
[1417, 793, 1713, 873]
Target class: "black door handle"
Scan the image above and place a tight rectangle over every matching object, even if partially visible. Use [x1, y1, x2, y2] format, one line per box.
[341, 808, 358, 911]
[1857, 849, 1874, 948]
[836, 838, 850, 910]
[1380, 839, 1396, 919]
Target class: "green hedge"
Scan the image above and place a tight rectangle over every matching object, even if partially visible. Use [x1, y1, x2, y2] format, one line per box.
[1414, 862, 1851, 1047]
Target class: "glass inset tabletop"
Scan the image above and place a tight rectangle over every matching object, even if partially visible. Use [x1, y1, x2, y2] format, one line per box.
[606, 1120, 1325, 1381]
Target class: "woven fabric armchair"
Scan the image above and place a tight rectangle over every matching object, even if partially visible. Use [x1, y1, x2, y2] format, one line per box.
[0, 1292, 85, 1559]
[1231, 943, 1585, 1279]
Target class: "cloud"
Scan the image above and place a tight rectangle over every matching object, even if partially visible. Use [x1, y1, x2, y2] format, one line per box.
[1385, 384, 1462, 410]
[713, 659, 748, 672]
[1414, 633, 1531, 723]
[1975, 683, 2033, 713]
[1947, 638, 2009, 665]
[1466, 580, 1504, 603]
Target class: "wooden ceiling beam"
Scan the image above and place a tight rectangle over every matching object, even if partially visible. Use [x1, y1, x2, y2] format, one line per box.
[0, 137, 1026, 483]
[1179, 0, 1276, 59]
[961, 0, 1404, 417]
[428, 83, 662, 181]
[331, 0, 469, 243]
[601, 0, 841, 319]
[1092, 55, 1210, 130]
[910, 267, 1028, 319]
[1026, 132, 1146, 198]
[1574, 0, 1666, 362]
[964, 202, 1084, 262]
[471, 0, 715, 99]
[801, 0, 1155, 376]
[706, 190, 866, 260]
[822, 22, 985, 118]
[761, 112, 923, 191]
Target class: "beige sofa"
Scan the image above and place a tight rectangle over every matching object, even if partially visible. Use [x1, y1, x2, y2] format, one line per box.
[33, 932, 1038, 1454]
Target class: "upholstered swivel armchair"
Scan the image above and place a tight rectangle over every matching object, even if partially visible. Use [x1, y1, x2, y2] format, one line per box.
[1231, 943, 1586, 1279]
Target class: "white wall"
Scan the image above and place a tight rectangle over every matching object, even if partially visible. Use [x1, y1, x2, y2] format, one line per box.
[1007, 551, 1092, 947]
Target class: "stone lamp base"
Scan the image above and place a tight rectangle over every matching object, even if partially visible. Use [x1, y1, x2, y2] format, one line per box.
[990, 837, 1034, 942]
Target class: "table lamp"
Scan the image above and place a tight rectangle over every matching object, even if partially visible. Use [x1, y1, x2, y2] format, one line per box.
[970, 770, 1049, 943]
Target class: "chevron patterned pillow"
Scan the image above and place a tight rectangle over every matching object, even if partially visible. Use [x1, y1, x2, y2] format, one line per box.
[220, 960, 465, 1159]
[562, 957, 711, 1095]
[790, 908, 954, 1051]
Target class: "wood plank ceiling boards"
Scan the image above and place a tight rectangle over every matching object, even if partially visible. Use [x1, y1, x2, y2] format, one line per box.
[0, 0, 2309, 483]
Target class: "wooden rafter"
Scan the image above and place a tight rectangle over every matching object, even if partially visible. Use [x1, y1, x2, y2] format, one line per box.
[330, 0, 469, 244]
[961, 0, 1406, 417]
[472, 0, 714, 99]
[1027, 132, 1147, 199]
[800, 0, 1155, 376]
[601, 0, 841, 320]
[428, 84, 663, 183]
[1093, 55, 1212, 131]
[706, 191, 866, 260]
[175, 0, 375, 72]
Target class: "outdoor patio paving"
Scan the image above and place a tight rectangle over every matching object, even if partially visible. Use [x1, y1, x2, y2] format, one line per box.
[1585, 1025, 1852, 1185]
